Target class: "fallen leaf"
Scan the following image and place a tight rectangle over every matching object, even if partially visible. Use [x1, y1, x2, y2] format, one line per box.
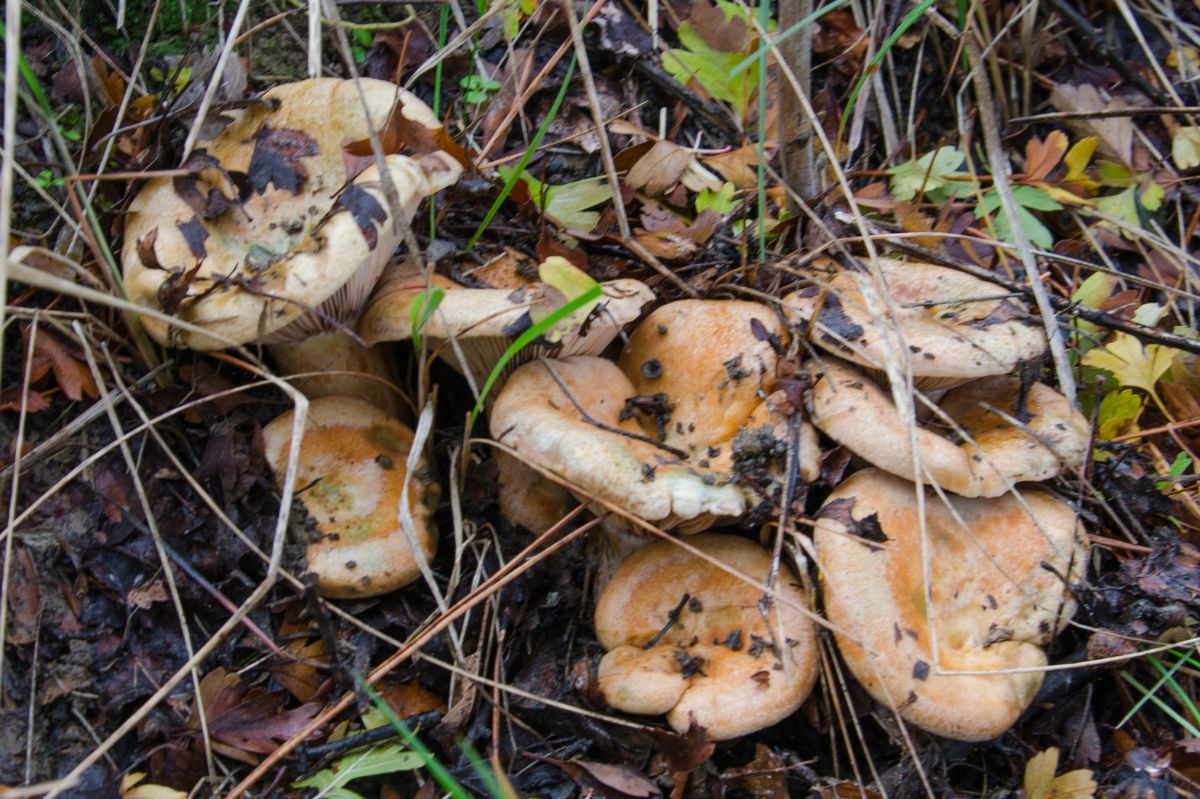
[120, 772, 188, 799]
[1049, 84, 1133, 166]
[703, 144, 761, 187]
[1025, 131, 1068, 182]
[1024, 746, 1097, 799]
[24, 325, 99, 402]
[887, 146, 970, 202]
[7, 547, 39, 645]
[127, 580, 169, 610]
[196, 668, 322, 758]
[564, 759, 660, 797]
[626, 140, 696, 196]
[1172, 126, 1200, 170]
[1082, 331, 1177, 398]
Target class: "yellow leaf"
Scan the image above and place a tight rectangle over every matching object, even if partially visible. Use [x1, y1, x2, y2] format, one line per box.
[1038, 183, 1095, 207]
[120, 773, 187, 799]
[1172, 126, 1200, 170]
[1064, 136, 1099, 191]
[1025, 748, 1059, 799]
[1049, 768, 1099, 799]
[1082, 332, 1177, 397]
[532, 256, 601, 343]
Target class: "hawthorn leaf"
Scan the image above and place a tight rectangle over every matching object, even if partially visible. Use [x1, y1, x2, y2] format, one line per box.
[1172, 126, 1200, 170]
[1082, 332, 1177, 398]
[696, 182, 738, 215]
[1097, 389, 1143, 439]
[887, 146, 969, 201]
[1024, 746, 1097, 799]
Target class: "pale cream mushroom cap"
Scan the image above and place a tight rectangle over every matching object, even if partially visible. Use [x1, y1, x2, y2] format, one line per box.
[494, 449, 573, 533]
[490, 357, 747, 529]
[594, 534, 818, 740]
[123, 78, 461, 350]
[784, 259, 1047, 388]
[809, 359, 1088, 497]
[360, 258, 655, 388]
[263, 396, 438, 598]
[814, 469, 1087, 741]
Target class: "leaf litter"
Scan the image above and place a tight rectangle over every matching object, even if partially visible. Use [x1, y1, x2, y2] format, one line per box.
[4, 0, 1200, 797]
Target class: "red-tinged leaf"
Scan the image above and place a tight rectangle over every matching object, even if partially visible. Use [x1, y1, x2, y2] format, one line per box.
[686, 0, 749, 52]
[197, 669, 321, 755]
[248, 126, 318, 195]
[93, 461, 134, 523]
[549, 757, 661, 798]
[93, 54, 125, 106]
[382, 680, 448, 718]
[24, 326, 98, 402]
[1024, 131, 1069, 182]
[649, 723, 714, 773]
[536, 232, 589, 271]
[342, 99, 470, 181]
[126, 580, 169, 610]
[722, 745, 788, 799]
[0, 386, 51, 413]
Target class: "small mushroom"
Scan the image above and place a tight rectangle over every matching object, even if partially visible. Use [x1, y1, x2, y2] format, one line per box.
[809, 359, 1088, 497]
[262, 396, 439, 598]
[494, 449, 574, 534]
[784, 259, 1047, 388]
[360, 256, 654, 392]
[814, 469, 1088, 741]
[595, 534, 818, 740]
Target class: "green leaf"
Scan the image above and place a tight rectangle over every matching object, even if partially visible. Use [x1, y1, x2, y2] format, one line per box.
[409, 285, 445, 353]
[1159, 452, 1193, 491]
[1096, 388, 1144, 440]
[696, 182, 738, 215]
[1095, 183, 1162, 233]
[977, 186, 1062, 249]
[293, 743, 423, 799]
[500, 168, 612, 232]
[663, 41, 751, 111]
[886, 147, 969, 202]
[533, 256, 602, 343]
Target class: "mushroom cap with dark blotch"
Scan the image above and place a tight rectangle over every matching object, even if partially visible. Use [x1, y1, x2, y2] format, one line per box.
[490, 357, 747, 529]
[123, 78, 461, 350]
[359, 258, 655, 388]
[262, 396, 439, 598]
[783, 259, 1047, 388]
[809, 359, 1088, 497]
[814, 469, 1087, 741]
[594, 534, 818, 740]
[616, 299, 820, 482]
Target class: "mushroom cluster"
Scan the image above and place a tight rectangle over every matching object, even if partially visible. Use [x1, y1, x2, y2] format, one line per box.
[123, 78, 462, 596]
[789, 258, 1090, 740]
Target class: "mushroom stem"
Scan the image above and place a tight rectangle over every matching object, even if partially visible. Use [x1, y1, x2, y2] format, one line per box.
[268, 331, 407, 419]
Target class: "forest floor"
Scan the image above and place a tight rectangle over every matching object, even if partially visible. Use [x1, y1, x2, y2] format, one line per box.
[3, 0, 1200, 797]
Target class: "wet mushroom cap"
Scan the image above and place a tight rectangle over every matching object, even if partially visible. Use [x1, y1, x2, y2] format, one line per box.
[263, 396, 439, 598]
[490, 357, 746, 529]
[123, 78, 461, 350]
[594, 534, 818, 740]
[784, 259, 1047, 387]
[809, 359, 1089, 497]
[814, 469, 1087, 741]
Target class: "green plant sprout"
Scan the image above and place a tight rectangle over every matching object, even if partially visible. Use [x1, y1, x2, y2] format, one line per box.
[460, 74, 501, 105]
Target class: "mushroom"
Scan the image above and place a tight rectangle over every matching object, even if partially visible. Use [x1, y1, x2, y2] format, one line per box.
[808, 359, 1088, 497]
[594, 534, 818, 740]
[784, 259, 1047, 389]
[494, 449, 573, 534]
[490, 300, 820, 536]
[262, 395, 439, 598]
[122, 78, 461, 408]
[359, 255, 655, 392]
[813, 469, 1088, 741]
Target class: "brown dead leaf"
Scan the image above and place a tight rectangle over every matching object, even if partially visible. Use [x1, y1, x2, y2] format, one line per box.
[1025, 747, 1097, 799]
[724, 745, 787, 799]
[343, 99, 470, 181]
[626, 140, 696, 196]
[649, 723, 714, 773]
[894, 201, 942, 249]
[703, 144, 760, 187]
[127, 580, 169, 610]
[687, 0, 749, 52]
[93, 55, 125, 107]
[382, 680, 448, 718]
[23, 325, 98, 402]
[1025, 131, 1069, 182]
[195, 668, 322, 759]
[7, 547, 39, 645]
[550, 758, 661, 798]
[1048, 84, 1134, 166]
[0, 386, 51, 414]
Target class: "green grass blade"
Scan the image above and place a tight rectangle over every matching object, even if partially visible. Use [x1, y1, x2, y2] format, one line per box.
[353, 673, 474, 799]
[755, 0, 769, 260]
[1118, 670, 1200, 738]
[840, 0, 938, 133]
[466, 53, 577, 251]
[429, 4, 451, 240]
[410, 285, 445, 353]
[729, 0, 849, 77]
[467, 282, 603, 429]
[1147, 651, 1200, 729]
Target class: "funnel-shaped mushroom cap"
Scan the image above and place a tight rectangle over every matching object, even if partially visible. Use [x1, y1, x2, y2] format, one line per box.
[810, 359, 1088, 497]
[595, 534, 818, 740]
[491, 357, 746, 530]
[263, 396, 438, 598]
[123, 78, 461, 350]
[784, 260, 1047, 388]
[814, 469, 1087, 741]
[360, 258, 654, 388]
